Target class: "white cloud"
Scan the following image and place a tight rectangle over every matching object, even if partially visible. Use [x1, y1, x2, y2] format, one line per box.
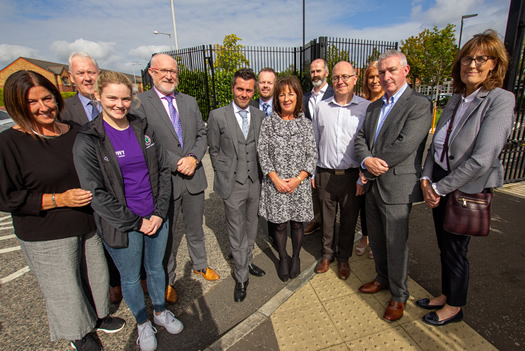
[50, 39, 116, 63]
[129, 46, 171, 61]
[0, 44, 38, 66]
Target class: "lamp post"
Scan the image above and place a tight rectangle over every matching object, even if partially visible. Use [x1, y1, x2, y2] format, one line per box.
[153, 30, 173, 51]
[458, 14, 478, 48]
[170, 0, 179, 50]
[131, 63, 141, 85]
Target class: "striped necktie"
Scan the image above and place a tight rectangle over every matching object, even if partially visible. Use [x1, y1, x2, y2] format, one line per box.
[164, 95, 183, 149]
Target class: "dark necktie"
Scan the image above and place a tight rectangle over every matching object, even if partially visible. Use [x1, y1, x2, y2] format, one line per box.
[262, 102, 271, 117]
[164, 95, 183, 149]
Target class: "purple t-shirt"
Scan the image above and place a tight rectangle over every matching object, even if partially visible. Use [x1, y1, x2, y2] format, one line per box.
[104, 121, 155, 217]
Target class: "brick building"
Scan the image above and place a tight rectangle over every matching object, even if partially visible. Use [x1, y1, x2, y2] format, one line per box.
[0, 57, 143, 93]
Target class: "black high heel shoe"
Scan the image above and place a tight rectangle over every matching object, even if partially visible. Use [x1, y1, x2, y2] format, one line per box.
[278, 257, 289, 282]
[289, 256, 300, 279]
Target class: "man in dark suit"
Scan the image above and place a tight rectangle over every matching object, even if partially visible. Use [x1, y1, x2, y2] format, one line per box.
[303, 58, 334, 236]
[249, 67, 276, 117]
[134, 54, 219, 305]
[61, 52, 102, 125]
[208, 69, 266, 302]
[354, 50, 432, 322]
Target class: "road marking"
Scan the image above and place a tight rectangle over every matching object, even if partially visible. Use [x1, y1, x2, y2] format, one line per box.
[0, 235, 16, 240]
[0, 246, 20, 254]
[0, 224, 14, 231]
[0, 266, 30, 285]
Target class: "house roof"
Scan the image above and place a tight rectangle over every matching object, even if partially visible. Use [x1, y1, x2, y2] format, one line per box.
[13, 57, 142, 83]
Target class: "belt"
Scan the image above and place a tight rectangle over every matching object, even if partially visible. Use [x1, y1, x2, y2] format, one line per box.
[317, 167, 358, 175]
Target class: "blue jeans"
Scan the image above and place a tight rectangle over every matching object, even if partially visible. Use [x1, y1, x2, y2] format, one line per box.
[104, 218, 169, 324]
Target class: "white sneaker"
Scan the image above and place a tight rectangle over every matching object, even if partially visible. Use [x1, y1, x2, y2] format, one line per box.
[153, 309, 184, 334]
[136, 320, 157, 351]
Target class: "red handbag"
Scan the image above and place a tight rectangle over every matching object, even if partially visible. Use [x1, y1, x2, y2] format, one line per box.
[443, 190, 492, 236]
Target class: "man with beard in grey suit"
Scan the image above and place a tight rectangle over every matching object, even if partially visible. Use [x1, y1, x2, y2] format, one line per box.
[134, 54, 220, 305]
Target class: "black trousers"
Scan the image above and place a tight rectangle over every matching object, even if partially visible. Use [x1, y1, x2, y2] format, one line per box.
[432, 165, 471, 307]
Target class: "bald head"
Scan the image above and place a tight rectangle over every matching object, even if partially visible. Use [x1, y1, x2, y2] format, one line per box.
[332, 61, 357, 104]
[149, 54, 179, 95]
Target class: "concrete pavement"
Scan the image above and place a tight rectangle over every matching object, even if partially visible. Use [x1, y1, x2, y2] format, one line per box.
[1, 152, 524, 350]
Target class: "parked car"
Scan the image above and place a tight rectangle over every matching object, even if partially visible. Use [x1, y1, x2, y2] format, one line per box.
[0, 110, 15, 132]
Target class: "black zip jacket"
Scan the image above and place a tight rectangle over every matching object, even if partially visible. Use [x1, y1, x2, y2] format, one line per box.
[73, 113, 171, 248]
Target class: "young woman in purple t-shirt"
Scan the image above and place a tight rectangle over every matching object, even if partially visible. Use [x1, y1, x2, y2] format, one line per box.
[73, 71, 182, 351]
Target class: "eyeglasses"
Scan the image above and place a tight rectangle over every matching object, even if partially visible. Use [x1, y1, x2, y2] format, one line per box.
[151, 68, 179, 76]
[332, 74, 356, 83]
[460, 55, 495, 66]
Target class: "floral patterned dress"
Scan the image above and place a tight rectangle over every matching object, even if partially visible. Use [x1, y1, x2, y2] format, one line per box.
[257, 112, 318, 224]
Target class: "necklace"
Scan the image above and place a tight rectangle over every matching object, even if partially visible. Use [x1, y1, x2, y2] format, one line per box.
[31, 123, 63, 139]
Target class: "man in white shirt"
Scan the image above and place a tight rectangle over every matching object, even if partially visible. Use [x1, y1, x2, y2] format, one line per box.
[312, 61, 370, 280]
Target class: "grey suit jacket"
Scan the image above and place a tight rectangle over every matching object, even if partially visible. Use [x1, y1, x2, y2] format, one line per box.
[61, 94, 90, 126]
[249, 98, 260, 109]
[303, 85, 334, 120]
[207, 103, 265, 199]
[422, 88, 515, 194]
[354, 86, 433, 204]
[134, 89, 207, 199]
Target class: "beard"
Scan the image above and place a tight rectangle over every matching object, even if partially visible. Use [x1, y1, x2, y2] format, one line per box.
[312, 77, 326, 87]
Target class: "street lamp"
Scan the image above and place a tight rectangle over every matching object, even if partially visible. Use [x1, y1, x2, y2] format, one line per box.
[170, 0, 179, 50]
[131, 63, 141, 85]
[458, 14, 478, 49]
[153, 30, 173, 51]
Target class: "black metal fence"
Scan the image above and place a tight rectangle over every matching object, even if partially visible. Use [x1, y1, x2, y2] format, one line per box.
[141, 36, 398, 118]
[502, 0, 525, 183]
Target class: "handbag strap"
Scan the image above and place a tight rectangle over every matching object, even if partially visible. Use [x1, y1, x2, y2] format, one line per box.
[440, 98, 462, 171]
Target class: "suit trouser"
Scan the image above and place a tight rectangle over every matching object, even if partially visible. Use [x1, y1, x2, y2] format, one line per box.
[164, 184, 207, 286]
[432, 165, 471, 307]
[312, 186, 322, 223]
[224, 179, 260, 283]
[316, 168, 362, 261]
[366, 182, 411, 303]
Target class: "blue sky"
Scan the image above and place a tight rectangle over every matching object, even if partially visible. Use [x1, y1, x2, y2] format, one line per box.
[0, 0, 511, 74]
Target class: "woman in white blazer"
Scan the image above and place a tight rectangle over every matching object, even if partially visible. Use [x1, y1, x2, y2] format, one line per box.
[417, 30, 515, 326]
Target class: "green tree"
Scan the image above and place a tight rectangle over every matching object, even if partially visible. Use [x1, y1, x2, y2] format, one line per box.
[401, 24, 457, 106]
[325, 44, 350, 74]
[213, 34, 250, 72]
[366, 47, 381, 64]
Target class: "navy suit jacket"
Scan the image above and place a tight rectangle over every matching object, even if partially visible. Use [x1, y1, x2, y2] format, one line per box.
[303, 85, 334, 120]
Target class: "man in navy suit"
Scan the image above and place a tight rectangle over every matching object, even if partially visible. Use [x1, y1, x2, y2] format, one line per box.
[61, 52, 102, 125]
[354, 50, 432, 322]
[249, 67, 276, 117]
[303, 59, 334, 236]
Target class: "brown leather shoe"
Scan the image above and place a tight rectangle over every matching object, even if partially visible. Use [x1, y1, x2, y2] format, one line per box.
[304, 221, 321, 235]
[337, 262, 350, 280]
[141, 279, 148, 293]
[315, 258, 332, 273]
[109, 286, 122, 304]
[359, 280, 387, 294]
[383, 300, 406, 322]
[193, 267, 220, 281]
[165, 285, 178, 304]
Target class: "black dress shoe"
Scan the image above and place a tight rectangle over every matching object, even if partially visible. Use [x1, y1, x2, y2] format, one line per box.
[423, 309, 463, 326]
[416, 298, 445, 310]
[248, 263, 266, 277]
[234, 280, 249, 302]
